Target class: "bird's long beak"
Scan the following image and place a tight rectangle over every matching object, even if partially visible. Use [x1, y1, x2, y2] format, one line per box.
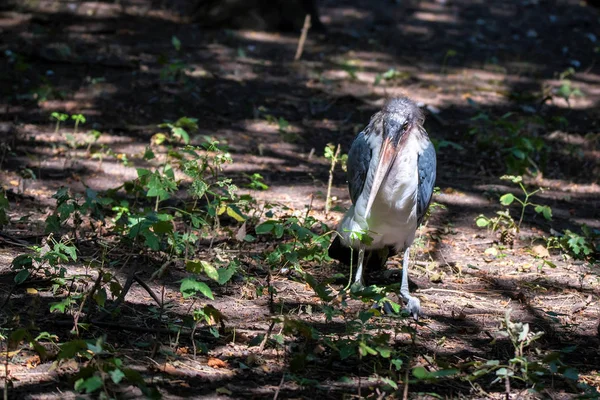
[364, 136, 398, 218]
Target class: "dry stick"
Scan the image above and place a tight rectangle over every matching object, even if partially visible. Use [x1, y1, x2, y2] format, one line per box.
[403, 364, 409, 400]
[96, 271, 162, 322]
[133, 274, 162, 307]
[96, 271, 136, 321]
[258, 319, 276, 353]
[73, 271, 104, 333]
[273, 373, 285, 400]
[294, 14, 311, 61]
[4, 335, 8, 400]
[325, 144, 341, 217]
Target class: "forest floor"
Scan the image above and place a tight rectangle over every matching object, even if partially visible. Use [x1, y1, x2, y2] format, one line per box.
[0, 0, 599, 398]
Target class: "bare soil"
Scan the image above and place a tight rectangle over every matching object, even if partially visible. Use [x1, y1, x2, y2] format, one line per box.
[0, 0, 599, 398]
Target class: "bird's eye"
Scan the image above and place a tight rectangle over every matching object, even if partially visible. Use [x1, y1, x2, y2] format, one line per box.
[402, 121, 409, 131]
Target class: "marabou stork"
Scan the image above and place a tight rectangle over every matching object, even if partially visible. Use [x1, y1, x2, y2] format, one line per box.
[329, 97, 437, 320]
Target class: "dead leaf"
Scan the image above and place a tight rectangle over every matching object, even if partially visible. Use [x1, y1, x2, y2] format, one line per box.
[161, 363, 181, 375]
[235, 221, 247, 242]
[26, 355, 40, 369]
[176, 347, 189, 355]
[484, 247, 498, 256]
[532, 245, 549, 258]
[216, 387, 233, 395]
[208, 357, 228, 368]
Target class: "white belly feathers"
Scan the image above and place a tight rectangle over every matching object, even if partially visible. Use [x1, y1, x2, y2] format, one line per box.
[340, 133, 423, 252]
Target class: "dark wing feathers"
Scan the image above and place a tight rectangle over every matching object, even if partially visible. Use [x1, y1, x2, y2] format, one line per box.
[347, 131, 371, 204]
[416, 140, 437, 225]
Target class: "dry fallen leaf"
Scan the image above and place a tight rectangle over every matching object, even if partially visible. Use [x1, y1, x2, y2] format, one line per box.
[532, 244, 550, 258]
[207, 357, 228, 369]
[216, 387, 233, 395]
[176, 347, 189, 355]
[26, 355, 40, 369]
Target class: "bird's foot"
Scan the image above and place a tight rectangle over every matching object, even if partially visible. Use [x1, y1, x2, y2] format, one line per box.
[404, 296, 421, 321]
[350, 280, 365, 293]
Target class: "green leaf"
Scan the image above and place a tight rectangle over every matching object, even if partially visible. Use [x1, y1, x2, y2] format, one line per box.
[75, 376, 103, 394]
[93, 288, 107, 307]
[380, 377, 398, 390]
[180, 278, 214, 299]
[339, 344, 356, 360]
[171, 35, 181, 51]
[201, 261, 219, 282]
[376, 346, 391, 358]
[14, 269, 30, 284]
[58, 243, 77, 261]
[217, 265, 237, 285]
[110, 368, 125, 384]
[152, 220, 173, 234]
[226, 205, 246, 222]
[430, 369, 459, 378]
[534, 205, 552, 220]
[274, 223, 284, 238]
[171, 127, 190, 144]
[137, 168, 151, 178]
[186, 260, 203, 273]
[475, 216, 489, 227]
[391, 359, 403, 370]
[45, 214, 61, 233]
[563, 367, 579, 381]
[412, 366, 429, 379]
[50, 297, 73, 313]
[358, 342, 377, 357]
[304, 272, 333, 302]
[143, 147, 155, 160]
[255, 222, 275, 234]
[58, 339, 87, 359]
[499, 193, 515, 206]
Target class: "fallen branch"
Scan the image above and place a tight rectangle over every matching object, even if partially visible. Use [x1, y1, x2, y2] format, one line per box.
[294, 14, 311, 61]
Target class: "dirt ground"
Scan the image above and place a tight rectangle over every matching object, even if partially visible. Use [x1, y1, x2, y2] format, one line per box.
[0, 0, 599, 398]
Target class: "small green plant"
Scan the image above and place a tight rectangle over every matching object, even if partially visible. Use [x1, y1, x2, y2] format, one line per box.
[373, 68, 410, 85]
[462, 309, 581, 395]
[0, 190, 9, 228]
[469, 112, 546, 175]
[60, 337, 159, 398]
[246, 173, 269, 191]
[340, 60, 358, 80]
[171, 35, 181, 52]
[71, 114, 86, 134]
[555, 68, 584, 106]
[156, 116, 198, 145]
[476, 176, 551, 237]
[441, 49, 457, 74]
[85, 130, 102, 154]
[323, 143, 347, 216]
[547, 225, 599, 261]
[51, 112, 69, 133]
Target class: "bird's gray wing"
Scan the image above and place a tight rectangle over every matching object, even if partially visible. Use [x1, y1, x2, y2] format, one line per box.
[416, 139, 437, 225]
[347, 131, 371, 205]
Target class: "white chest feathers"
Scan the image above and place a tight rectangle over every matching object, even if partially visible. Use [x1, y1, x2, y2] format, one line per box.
[340, 132, 425, 251]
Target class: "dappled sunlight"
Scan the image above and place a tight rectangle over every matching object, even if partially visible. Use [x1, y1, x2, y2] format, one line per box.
[0, 0, 599, 397]
[234, 30, 303, 46]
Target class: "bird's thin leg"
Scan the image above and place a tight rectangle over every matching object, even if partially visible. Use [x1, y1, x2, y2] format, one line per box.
[400, 247, 420, 320]
[353, 246, 366, 289]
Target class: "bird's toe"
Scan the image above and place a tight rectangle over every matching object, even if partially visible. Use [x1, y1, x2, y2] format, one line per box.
[406, 297, 421, 321]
